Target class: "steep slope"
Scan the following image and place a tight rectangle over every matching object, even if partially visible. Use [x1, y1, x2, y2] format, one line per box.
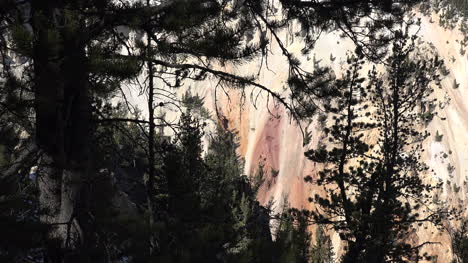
[194, 14, 466, 261]
[126, 9, 467, 261]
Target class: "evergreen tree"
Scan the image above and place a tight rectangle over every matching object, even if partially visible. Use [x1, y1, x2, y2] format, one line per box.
[146, 113, 275, 262]
[0, 1, 270, 260]
[0, 0, 437, 261]
[304, 31, 446, 262]
[280, 0, 422, 59]
[449, 217, 468, 263]
[0, 130, 46, 262]
[310, 226, 334, 263]
[274, 203, 312, 263]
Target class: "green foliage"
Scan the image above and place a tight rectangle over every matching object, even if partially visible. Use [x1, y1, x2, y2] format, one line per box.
[0, 176, 46, 262]
[147, 114, 275, 262]
[304, 31, 445, 262]
[274, 204, 312, 263]
[282, 0, 423, 60]
[310, 226, 334, 263]
[89, 56, 141, 80]
[0, 138, 46, 261]
[450, 218, 468, 263]
[422, 0, 468, 40]
[0, 0, 445, 261]
[181, 90, 211, 119]
[444, 0, 468, 17]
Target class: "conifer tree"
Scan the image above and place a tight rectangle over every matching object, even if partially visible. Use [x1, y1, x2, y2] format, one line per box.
[274, 202, 312, 263]
[310, 226, 334, 263]
[147, 113, 275, 262]
[448, 214, 468, 263]
[0, 0, 434, 261]
[0, 1, 271, 260]
[304, 31, 446, 262]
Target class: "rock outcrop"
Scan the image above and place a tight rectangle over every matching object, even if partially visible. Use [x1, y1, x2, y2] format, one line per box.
[127, 9, 467, 261]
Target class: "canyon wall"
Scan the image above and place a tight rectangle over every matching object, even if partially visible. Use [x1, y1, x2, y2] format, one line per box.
[125, 10, 467, 261]
[211, 15, 466, 261]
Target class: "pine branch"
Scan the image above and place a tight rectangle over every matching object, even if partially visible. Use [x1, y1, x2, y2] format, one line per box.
[148, 58, 299, 122]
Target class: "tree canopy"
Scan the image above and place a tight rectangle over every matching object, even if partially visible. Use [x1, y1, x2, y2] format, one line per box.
[0, 0, 465, 262]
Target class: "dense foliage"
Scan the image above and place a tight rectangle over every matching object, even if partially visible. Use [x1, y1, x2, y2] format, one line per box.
[301, 31, 450, 262]
[1, 0, 465, 262]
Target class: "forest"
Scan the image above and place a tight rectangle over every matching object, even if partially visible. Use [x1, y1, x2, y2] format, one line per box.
[0, 0, 467, 262]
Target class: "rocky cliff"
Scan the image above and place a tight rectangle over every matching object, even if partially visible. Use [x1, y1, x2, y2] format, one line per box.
[126, 9, 467, 261]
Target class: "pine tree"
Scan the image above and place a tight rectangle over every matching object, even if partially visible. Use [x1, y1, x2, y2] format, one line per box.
[0, 1, 271, 260]
[280, 0, 423, 59]
[0, 0, 434, 261]
[449, 216, 468, 263]
[274, 203, 312, 263]
[311, 226, 334, 263]
[305, 31, 446, 262]
[148, 113, 275, 262]
[0, 128, 46, 261]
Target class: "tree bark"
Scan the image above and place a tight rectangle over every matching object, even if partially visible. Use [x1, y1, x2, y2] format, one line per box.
[146, 2, 157, 254]
[37, 156, 83, 262]
[31, 2, 90, 261]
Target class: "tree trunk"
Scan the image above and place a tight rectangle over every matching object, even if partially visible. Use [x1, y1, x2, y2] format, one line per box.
[38, 155, 83, 262]
[31, 2, 90, 260]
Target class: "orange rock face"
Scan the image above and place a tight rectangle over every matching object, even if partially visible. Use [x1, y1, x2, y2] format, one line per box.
[128, 10, 466, 262]
[203, 13, 467, 260]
